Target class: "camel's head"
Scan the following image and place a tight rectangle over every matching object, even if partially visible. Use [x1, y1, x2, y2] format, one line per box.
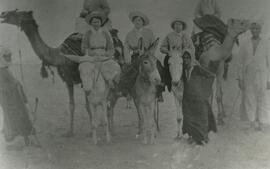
[0, 9, 34, 27]
[227, 18, 250, 37]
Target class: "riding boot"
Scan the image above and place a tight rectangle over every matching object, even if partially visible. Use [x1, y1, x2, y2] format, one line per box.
[156, 84, 165, 102]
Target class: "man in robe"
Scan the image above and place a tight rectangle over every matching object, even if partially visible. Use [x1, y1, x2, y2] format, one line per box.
[0, 46, 34, 147]
[237, 20, 270, 130]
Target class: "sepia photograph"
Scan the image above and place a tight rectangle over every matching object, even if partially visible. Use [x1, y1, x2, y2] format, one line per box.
[0, 0, 270, 168]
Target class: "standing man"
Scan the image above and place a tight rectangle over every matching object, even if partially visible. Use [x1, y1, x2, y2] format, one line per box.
[0, 46, 35, 147]
[237, 20, 269, 131]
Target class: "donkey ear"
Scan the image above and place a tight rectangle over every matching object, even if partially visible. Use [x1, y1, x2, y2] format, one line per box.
[148, 38, 159, 51]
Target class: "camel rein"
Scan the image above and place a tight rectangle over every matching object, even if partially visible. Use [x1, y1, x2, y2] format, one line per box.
[16, 26, 40, 144]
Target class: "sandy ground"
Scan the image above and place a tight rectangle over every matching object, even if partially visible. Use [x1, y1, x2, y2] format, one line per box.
[0, 64, 270, 169]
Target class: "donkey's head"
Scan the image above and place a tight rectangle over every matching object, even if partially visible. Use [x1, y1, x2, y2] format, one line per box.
[138, 38, 161, 85]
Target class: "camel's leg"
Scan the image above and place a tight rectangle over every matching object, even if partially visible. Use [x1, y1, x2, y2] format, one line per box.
[126, 94, 132, 109]
[216, 62, 226, 125]
[154, 99, 160, 132]
[62, 83, 75, 137]
[174, 93, 183, 140]
[150, 102, 156, 144]
[216, 79, 226, 125]
[102, 101, 111, 143]
[133, 97, 143, 136]
[85, 93, 92, 136]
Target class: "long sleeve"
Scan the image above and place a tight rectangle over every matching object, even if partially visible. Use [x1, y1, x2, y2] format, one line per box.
[104, 31, 114, 56]
[265, 39, 270, 83]
[124, 34, 132, 63]
[160, 35, 170, 54]
[237, 43, 246, 81]
[17, 82, 28, 103]
[182, 33, 195, 56]
[148, 30, 156, 55]
[81, 31, 90, 55]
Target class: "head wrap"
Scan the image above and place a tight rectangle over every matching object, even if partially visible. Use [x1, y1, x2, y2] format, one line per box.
[182, 48, 198, 66]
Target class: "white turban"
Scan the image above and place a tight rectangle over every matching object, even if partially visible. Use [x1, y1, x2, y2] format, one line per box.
[0, 46, 12, 68]
[250, 15, 264, 27]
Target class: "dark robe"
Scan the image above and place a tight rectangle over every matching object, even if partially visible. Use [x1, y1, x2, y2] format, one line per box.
[0, 68, 34, 142]
[182, 64, 217, 144]
[117, 53, 140, 95]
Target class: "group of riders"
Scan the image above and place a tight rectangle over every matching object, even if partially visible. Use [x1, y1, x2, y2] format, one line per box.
[1, 0, 264, 147]
[67, 0, 226, 145]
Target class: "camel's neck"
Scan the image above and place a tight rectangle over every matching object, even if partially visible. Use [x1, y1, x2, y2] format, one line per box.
[21, 20, 65, 66]
[218, 34, 236, 60]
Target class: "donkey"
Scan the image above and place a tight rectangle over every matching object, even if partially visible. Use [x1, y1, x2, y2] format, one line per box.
[63, 55, 117, 144]
[107, 38, 161, 144]
[85, 62, 111, 145]
[131, 38, 161, 144]
[167, 47, 185, 140]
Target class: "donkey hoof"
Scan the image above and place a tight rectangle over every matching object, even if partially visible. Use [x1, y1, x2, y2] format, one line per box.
[174, 135, 182, 141]
[93, 137, 98, 145]
[217, 119, 225, 126]
[143, 139, 148, 145]
[62, 131, 74, 137]
[92, 134, 98, 145]
[106, 135, 111, 143]
[150, 138, 156, 145]
[106, 139, 111, 144]
[93, 140, 98, 145]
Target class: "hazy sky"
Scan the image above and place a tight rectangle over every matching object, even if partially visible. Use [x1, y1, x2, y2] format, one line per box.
[0, 0, 269, 63]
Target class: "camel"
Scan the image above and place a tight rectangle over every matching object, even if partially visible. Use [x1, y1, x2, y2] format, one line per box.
[0, 9, 124, 137]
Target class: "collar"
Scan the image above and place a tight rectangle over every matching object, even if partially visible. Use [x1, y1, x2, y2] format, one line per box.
[133, 27, 144, 33]
[90, 26, 103, 34]
[173, 31, 184, 37]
